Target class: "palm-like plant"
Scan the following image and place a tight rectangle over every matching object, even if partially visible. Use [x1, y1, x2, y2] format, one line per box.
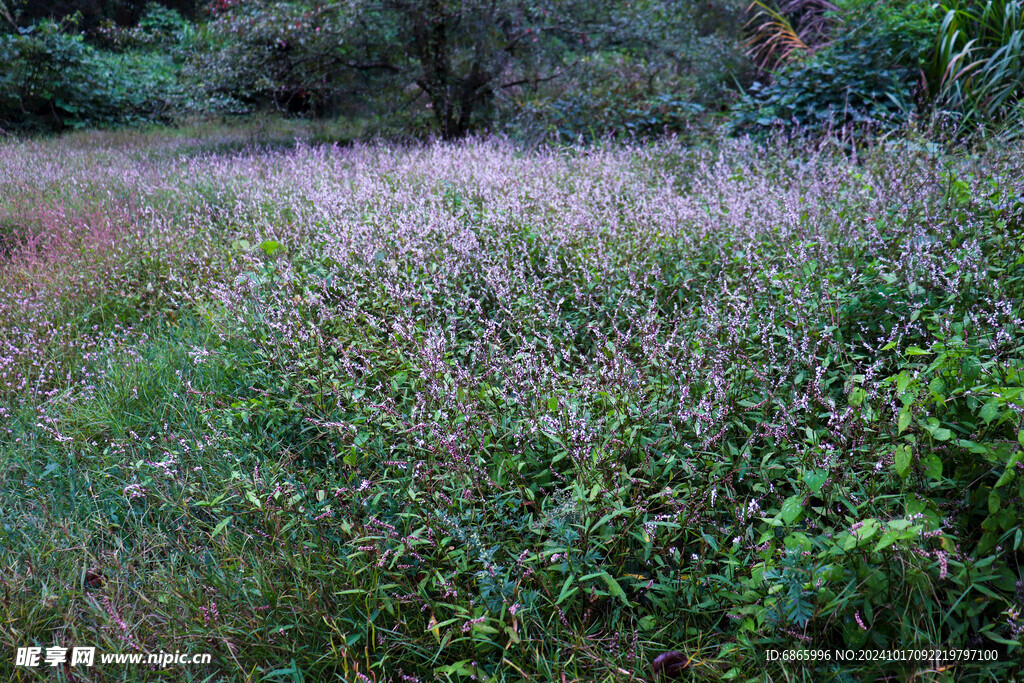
[932, 0, 1024, 124]
[744, 0, 840, 70]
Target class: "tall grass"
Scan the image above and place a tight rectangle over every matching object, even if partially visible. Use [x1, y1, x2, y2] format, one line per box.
[933, 0, 1024, 126]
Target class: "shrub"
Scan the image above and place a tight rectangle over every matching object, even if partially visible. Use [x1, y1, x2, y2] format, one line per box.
[731, 20, 919, 135]
[504, 53, 708, 143]
[94, 2, 188, 52]
[0, 19, 182, 131]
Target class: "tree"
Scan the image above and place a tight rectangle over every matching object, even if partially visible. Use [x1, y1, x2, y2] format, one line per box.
[378, 0, 599, 138]
[198, 0, 621, 137]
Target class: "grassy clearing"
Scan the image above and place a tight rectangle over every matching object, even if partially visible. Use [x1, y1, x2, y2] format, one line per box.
[1, 126, 1023, 681]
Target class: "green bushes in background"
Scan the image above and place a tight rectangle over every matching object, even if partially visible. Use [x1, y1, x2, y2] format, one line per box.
[0, 0, 1020, 141]
[0, 17, 182, 132]
[736, 0, 1023, 138]
[732, 20, 920, 135]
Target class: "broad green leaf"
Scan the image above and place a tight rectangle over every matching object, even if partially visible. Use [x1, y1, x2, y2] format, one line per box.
[802, 469, 828, 494]
[906, 346, 931, 356]
[995, 453, 1021, 488]
[962, 356, 981, 382]
[922, 453, 943, 480]
[894, 445, 912, 478]
[989, 492, 1001, 515]
[781, 495, 804, 524]
[844, 519, 880, 549]
[259, 239, 285, 256]
[926, 420, 953, 441]
[874, 529, 902, 552]
[980, 401, 1000, 423]
[600, 573, 629, 605]
[898, 409, 912, 434]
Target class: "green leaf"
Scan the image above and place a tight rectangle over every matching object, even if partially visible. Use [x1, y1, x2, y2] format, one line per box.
[555, 575, 576, 605]
[988, 492, 1001, 515]
[922, 454, 943, 480]
[802, 469, 828, 494]
[547, 397, 558, 411]
[259, 239, 285, 256]
[211, 517, 232, 537]
[781, 495, 804, 524]
[874, 529, 902, 552]
[435, 661, 475, 676]
[925, 419, 953, 441]
[995, 452, 1021, 488]
[599, 572, 630, 606]
[962, 356, 981, 382]
[906, 346, 931, 356]
[894, 445, 912, 478]
[844, 519, 880, 549]
[898, 409, 912, 434]
[980, 401, 1000, 424]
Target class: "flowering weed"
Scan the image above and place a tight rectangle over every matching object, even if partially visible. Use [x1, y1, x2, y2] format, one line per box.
[0, 124, 1022, 680]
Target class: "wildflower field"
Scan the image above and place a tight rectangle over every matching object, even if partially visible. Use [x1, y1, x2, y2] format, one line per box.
[1, 125, 1023, 681]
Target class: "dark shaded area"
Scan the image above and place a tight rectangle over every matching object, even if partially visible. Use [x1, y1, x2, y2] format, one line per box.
[10, 0, 203, 30]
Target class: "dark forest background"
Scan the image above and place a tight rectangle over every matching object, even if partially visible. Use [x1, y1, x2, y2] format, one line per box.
[1, 0, 1021, 141]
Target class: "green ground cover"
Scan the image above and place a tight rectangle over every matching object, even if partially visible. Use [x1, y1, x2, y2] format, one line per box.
[1, 124, 1022, 681]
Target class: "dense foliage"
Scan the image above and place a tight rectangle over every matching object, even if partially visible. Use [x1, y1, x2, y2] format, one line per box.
[0, 124, 1021, 680]
[930, 0, 1024, 126]
[0, 17, 181, 131]
[188, 0, 732, 139]
[1, 0, 1023, 679]
[732, 19, 919, 135]
[1, 0, 1020, 138]
[739, 0, 1023, 137]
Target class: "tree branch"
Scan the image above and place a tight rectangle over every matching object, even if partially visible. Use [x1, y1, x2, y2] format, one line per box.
[499, 65, 573, 90]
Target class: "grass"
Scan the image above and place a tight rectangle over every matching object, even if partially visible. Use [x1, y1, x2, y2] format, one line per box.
[0, 124, 1022, 681]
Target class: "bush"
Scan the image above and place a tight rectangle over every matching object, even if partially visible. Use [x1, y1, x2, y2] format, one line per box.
[504, 53, 708, 143]
[731, 20, 920, 136]
[184, 2, 388, 117]
[0, 20, 182, 132]
[94, 3, 189, 52]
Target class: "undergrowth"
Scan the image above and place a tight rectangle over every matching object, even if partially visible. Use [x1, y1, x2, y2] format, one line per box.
[0, 126, 1022, 681]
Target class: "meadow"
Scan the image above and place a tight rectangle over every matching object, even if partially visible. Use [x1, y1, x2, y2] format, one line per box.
[1, 123, 1023, 681]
